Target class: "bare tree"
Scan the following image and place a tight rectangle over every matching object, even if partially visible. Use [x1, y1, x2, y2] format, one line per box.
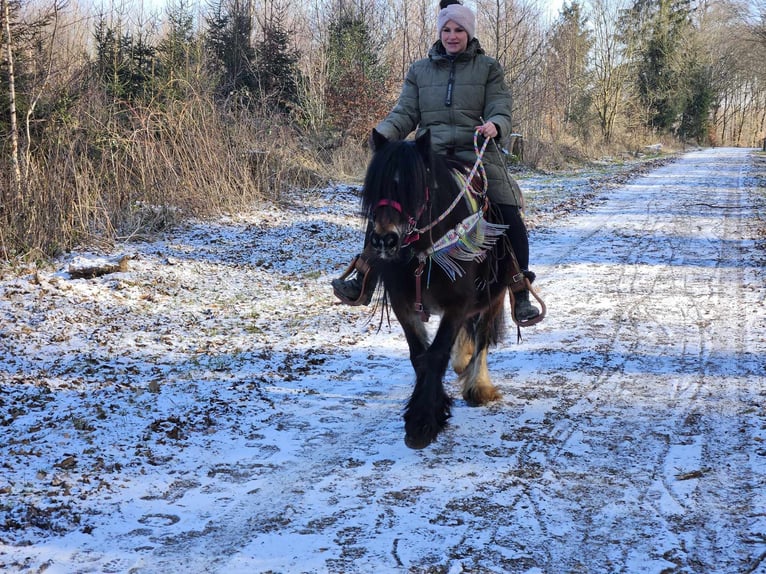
[589, 0, 634, 143]
[22, 1, 65, 183]
[384, 0, 433, 78]
[475, 0, 546, 146]
[699, 0, 766, 146]
[1, 0, 21, 199]
[753, 0, 766, 43]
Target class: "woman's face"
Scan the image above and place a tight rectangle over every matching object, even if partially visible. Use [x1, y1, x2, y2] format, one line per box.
[440, 20, 469, 55]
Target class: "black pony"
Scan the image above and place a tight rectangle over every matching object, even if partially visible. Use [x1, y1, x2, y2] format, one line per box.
[361, 129, 521, 449]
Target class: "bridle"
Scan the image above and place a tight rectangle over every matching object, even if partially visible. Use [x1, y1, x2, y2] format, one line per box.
[374, 196, 429, 246]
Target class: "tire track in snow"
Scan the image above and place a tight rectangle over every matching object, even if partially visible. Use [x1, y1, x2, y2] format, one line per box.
[667, 151, 766, 573]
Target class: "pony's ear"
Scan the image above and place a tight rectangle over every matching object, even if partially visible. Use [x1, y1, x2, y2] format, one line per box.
[415, 129, 432, 161]
[370, 129, 388, 152]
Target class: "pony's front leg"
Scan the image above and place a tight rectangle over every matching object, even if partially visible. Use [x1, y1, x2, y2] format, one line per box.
[396, 310, 430, 373]
[403, 314, 461, 449]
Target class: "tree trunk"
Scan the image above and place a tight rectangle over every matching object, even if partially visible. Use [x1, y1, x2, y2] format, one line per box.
[1, 0, 22, 201]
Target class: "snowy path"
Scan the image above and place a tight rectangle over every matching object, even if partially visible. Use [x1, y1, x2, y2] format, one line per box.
[1, 147, 765, 573]
[498, 147, 766, 572]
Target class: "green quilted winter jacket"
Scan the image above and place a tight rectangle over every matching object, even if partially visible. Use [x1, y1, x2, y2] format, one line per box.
[375, 38, 522, 207]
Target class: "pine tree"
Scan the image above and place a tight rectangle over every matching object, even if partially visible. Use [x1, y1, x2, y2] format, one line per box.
[158, 0, 198, 91]
[324, 8, 388, 141]
[546, 2, 593, 137]
[254, 10, 300, 113]
[205, 0, 257, 100]
[94, 16, 158, 103]
[678, 60, 713, 143]
[621, 0, 695, 133]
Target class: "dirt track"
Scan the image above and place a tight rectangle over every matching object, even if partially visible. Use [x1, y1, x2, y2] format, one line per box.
[1, 147, 765, 573]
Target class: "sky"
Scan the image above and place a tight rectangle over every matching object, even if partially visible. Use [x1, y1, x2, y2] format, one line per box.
[89, 0, 570, 23]
[542, 0, 566, 19]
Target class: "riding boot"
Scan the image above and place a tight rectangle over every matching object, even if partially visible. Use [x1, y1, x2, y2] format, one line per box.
[331, 255, 378, 306]
[514, 289, 540, 322]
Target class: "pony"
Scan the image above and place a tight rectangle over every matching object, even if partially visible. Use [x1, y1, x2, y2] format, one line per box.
[360, 128, 533, 449]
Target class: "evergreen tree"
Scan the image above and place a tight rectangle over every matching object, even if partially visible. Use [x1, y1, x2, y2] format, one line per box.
[93, 16, 158, 103]
[546, 2, 593, 136]
[324, 8, 388, 140]
[158, 0, 198, 88]
[678, 61, 713, 143]
[205, 0, 257, 100]
[621, 0, 695, 133]
[254, 9, 300, 113]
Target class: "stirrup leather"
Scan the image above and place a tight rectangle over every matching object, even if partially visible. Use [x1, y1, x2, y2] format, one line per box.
[333, 255, 374, 306]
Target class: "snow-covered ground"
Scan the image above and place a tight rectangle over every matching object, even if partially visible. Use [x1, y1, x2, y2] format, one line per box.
[1, 147, 765, 573]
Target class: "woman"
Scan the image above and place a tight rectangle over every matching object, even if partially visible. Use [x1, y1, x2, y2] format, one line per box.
[332, 0, 540, 322]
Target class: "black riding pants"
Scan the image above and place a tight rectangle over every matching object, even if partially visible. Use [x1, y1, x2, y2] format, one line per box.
[495, 203, 530, 271]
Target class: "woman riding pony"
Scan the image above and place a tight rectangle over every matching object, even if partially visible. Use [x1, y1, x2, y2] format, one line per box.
[333, 0, 540, 324]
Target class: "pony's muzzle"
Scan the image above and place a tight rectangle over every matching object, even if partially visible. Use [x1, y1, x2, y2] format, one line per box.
[370, 231, 400, 257]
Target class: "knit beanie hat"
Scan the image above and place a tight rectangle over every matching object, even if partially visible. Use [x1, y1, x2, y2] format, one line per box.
[437, 3, 476, 41]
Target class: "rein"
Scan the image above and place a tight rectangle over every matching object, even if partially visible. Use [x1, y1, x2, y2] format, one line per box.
[416, 130, 489, 235]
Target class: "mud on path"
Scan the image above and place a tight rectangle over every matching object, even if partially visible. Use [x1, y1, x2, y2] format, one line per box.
[1, 148, 765, 573]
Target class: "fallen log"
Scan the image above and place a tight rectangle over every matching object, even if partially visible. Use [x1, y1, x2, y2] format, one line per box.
[67, 255, 129, 279]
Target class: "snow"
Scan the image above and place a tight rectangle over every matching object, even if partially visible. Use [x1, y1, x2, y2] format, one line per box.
[1, 147, 765, 573]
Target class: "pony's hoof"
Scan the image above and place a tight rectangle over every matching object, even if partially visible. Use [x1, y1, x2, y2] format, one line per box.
[404, 419, 444, 449]
[405, 433, 433, 450]
[463, 386, 501, 406]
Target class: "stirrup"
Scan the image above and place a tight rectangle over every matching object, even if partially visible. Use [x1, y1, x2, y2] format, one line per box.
[508, 277, 546, 328]
[333, 255, 374, 306]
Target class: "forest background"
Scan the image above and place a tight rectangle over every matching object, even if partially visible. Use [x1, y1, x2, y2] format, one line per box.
[1, 0, 765, 261]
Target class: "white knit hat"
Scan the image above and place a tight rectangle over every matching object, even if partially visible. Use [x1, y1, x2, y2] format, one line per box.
[437, 4, 476, 41]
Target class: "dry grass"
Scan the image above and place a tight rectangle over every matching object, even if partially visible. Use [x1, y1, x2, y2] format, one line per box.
[0, 91, 337, 262]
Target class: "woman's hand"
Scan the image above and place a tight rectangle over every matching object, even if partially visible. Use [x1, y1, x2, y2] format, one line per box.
[476, 121, 498, 139]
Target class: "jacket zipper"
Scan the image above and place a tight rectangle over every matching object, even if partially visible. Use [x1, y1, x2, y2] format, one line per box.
[445, 57, 456, 107]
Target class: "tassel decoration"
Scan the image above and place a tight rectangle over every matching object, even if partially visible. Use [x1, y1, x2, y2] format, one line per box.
[425, 211, 507, 281]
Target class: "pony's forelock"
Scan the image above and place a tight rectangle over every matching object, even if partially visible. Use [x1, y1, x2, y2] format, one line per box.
[360, 141, 431, 220]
